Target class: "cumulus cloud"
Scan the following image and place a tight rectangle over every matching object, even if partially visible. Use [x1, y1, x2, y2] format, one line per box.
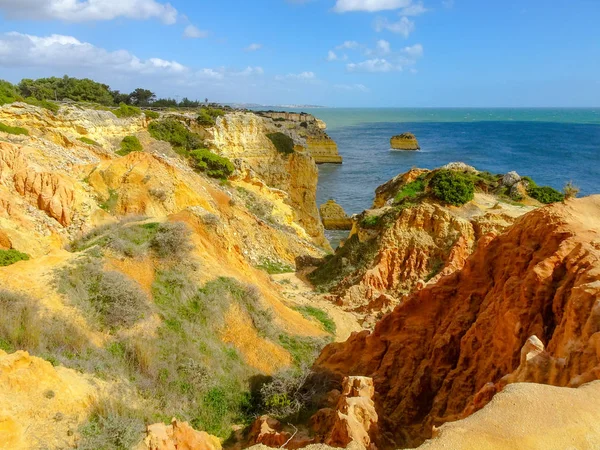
[275, 71, 316, 81]
[183, 25, 208, 39]
[334, 0, 413, 13]
[327, 50, 338, 61]
[333, 83, 370, 92]
[336, 40, 360, 50]
[0, 0, 178, 24]
[347, 58, 396, 73]
[400, 1, 428, 15]
[401, 43, 423, 58]
[374, 15, 415, 37]
[376, 39, 391, 54]
[245, 43, 262, 51]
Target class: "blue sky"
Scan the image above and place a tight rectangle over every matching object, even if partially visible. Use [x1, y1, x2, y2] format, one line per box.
[0, 0, 598, 107]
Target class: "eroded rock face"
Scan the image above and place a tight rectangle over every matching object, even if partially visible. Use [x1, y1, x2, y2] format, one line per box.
[209, 112, 329, 249]
[315, 196, 600, 448]
[320, 200, 353, 230]
[311, 376, 379, 450]
[390, 133, 419, 151]
[139, 419, 222, 450]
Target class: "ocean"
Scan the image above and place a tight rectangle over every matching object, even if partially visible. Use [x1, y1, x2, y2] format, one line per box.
[280, 108, 600, 216]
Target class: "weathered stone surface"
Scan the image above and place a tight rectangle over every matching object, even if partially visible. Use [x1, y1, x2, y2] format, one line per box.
[139, 418, 222, 450]
[502, 171, 521, 187]
[315, 196, 600, 447]
[390, 133, 419, 150]
[320, 199, 353, 230]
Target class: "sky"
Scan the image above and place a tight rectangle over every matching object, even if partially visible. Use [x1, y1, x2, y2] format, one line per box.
[0, 0, 598, 107]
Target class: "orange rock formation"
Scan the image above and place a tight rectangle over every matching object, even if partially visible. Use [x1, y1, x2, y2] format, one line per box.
[315, 196, 600, 448]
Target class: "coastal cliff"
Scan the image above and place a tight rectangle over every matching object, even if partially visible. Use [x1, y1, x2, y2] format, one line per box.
[315, 195, 600, 447]
[390, 132, 420, 150]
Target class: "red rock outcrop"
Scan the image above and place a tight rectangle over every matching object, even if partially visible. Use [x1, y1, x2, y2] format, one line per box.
[139, 418, 222, 450]
[311, 376, 379, 449]
[315, 196, 600, 448]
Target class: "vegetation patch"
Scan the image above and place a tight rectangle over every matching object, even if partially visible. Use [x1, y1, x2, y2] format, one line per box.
[527, 185, 564, 204]
[294, 306, 336, 334]
[0, 80, 21, 105]
[78, 136, 100, 146]
[113, 103, 142, 118]
[394, 178, 427, 203]
[430, 170, 475, 206]
[144, 110, 160, 120]
[197, 107, 226, 126]
[266, 132, 295, 155]
[361, 214, 381, 227]
[149, 119, 204, 153]
[116, 135, 143, 156]
[189, 149, 235, 179]
[99, 189, 119, 213]
[256, 258, 294, 274]
[0, 249, 30, 266]
[0, 121, 29, 136]
[23, 97, 60, 113]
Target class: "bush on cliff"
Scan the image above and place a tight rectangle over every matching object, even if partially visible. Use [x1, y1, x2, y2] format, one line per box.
[0, 122, 29, 136]
[267, 132, 295, 155]
[394, 178, 427, 203]
[189, 149, 235, 179]
[0, 249, 30, 266]
[527, 185, 564, 204]
[116, 135, 143, 156]
[113, 103, 141, 118]
[430, 170, 475, 206]
[197, 107, 226, 126]
[78, 136, 100, 146]
[149, 119, 204, 153]
[0, 80, 21, 105]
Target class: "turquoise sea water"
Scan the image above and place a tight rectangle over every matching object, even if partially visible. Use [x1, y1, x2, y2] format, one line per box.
[282, 108, 600, 215]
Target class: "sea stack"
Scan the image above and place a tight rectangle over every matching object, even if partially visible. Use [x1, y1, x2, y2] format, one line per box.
[319, 199, 353, 230]
[390, 132, 420, 150]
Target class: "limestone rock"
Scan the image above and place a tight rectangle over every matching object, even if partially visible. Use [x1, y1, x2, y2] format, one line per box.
[315, 196, 600, 447]
[417, 381, 600, 450]
[441, 162, 479, 173]
[140, 418, 221, 450]
[502, 171, 521, 187]
[306, 136, 342, 164]
[320, 199, 353, 230]
[311, 376, 379, 449]
[390, 133, 419, 151]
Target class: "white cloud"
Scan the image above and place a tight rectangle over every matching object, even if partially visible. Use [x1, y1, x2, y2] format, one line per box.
[334, 0, 412, 13]
[347, 58, 397, 73]
[0, 32, 187, 74]
[401, 43, 423, 58]
[327, 50, 338, 61]
[374, 15, 415, 37]
[336, 40, 360, 50]
[245, 43, 262, 51]
[0, 0, 178, 24]
[235, 66, 264, 76]
[376, 39, 391, 54]
[183, 25, 208, 39]
[334, 83, 370, 92]
[275, 71, 317, 81]
[401, 1, 428, 15]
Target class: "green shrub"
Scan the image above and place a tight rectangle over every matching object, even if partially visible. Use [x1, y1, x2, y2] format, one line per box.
[116, 135, 143, 156]
[78, 136, 100, 146]
[0, 249, 30, 266]
[99, 189, 119, 213]
[394, 178, 426, 203]
[0, 80, 21, 105]
[189, 149, 235, 179]
[361, 215, 380, 227]
[430, 170, 475, 206]
[148, 119, 204, 153]
[197, 107, 226, 126]
[56, 259, 148, 330]
[527, 185, 564, 204]
[113, 103, 141, 118]
[294, 306, 336, 334]
[256, 258, 294, 274]
[24, 97, 59, 113]
[144, 110, 160, 120]
[0, 122, 28, 136]
[266, 132, 295, 155]
[150, 222, 194, 259]
[19, 76, 114, 105]
[563, 181, 580, 200]
[78, 402, 145, 450]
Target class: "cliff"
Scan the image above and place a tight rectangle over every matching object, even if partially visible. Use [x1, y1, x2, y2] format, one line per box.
[315, 195, 600, 447]
[309, 166, 535, 325]
[209, 112, 331, 249]
[255, 111, 342, 164]
[0, 102, 352, 448]
[390, 132, 419, 151]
